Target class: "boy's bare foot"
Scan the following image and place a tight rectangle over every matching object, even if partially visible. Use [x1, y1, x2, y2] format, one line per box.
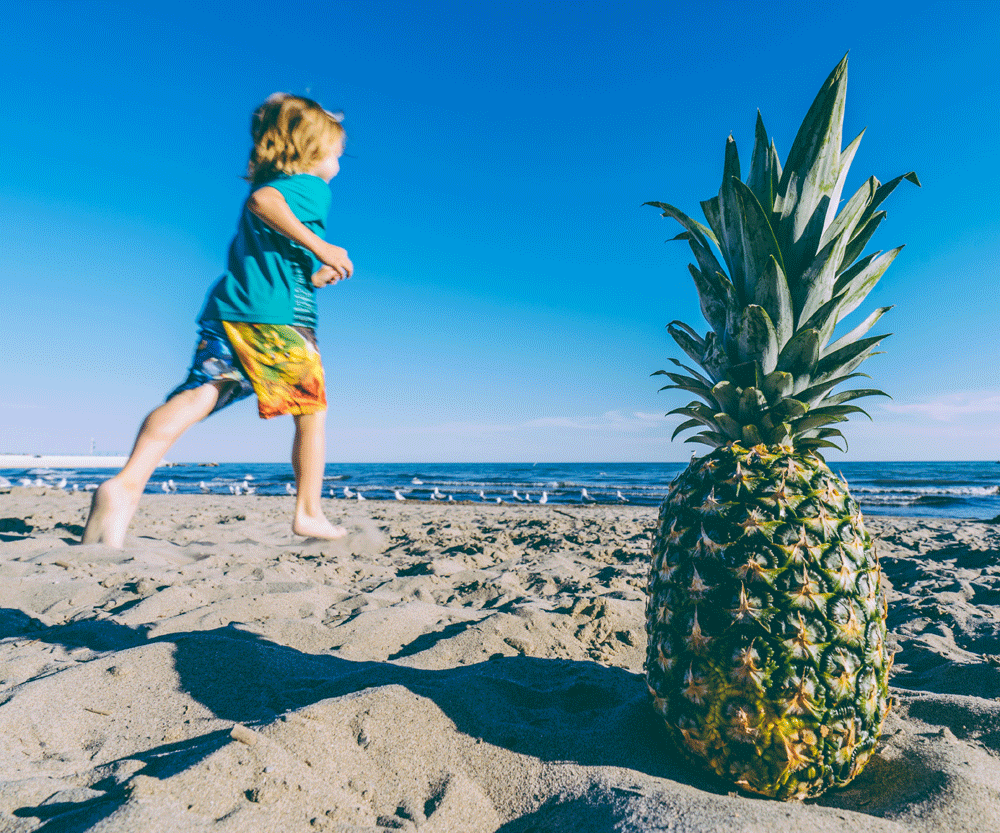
[81, 478, 140, 548]
[292, 512, 348, 541]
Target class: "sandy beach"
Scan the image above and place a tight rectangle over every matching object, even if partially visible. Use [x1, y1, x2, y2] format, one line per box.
[2, 488, 999, 832]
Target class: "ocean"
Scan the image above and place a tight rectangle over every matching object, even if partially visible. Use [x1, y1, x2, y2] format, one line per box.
[3, 460, 999, 521]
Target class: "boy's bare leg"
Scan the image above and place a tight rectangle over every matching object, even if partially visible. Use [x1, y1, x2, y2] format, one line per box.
[291, 409, 346, 540]
[82, 384, 222, 548]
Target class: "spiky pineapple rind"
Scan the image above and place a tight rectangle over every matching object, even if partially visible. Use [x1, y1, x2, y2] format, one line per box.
[645, 443, 890, 800]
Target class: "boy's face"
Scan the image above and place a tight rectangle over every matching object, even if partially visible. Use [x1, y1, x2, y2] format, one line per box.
[312, 140, 344, 183]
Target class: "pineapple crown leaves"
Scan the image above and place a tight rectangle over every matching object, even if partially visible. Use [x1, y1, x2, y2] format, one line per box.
[648, 55, 919, 454]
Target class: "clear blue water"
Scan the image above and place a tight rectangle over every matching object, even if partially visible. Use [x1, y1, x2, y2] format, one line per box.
[3, 461, 999, 520]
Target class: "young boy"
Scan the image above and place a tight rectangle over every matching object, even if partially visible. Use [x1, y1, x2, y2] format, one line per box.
[83, 94, 353, 548]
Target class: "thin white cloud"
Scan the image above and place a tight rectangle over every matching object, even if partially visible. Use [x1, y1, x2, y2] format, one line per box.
[881, 391, 1000, 422]
[340, 411, 670, 439]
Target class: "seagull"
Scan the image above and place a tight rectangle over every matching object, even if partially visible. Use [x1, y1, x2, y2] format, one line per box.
[243, 474, 254, 481]
[343, 486, 355, 498]
[356, 491, 366, 501]
[512, 490, 524, 501]
[617, 490, 629, 502]
[286, 483, 296, 496]
[496, 497, 503, 504]
[448, 495, 454, 502]
[234, 482, 243, 496]
[329, 486, 336, 497]
[57, 478, 67, 490]
[244, 483, 256, 494]
[478, 490, 487, 501]
[72, 483, 79, 492]
[162, 481, 171, 493]
[524, 493, 532, 502]
[432, 487, 444, 500]
[411, 477, 424, 485]
[33, 478, 45, 487]
[19, 478, 31, 487]
[394, 489, 405, 501]
[539, 491, 548, 504]
[167, 479, 178, 492]
[581, 489, 594, 502]
[200, 481, 211, 493]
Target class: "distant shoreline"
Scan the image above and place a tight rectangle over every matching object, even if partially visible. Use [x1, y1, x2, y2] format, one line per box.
[0, 454, 136, 468]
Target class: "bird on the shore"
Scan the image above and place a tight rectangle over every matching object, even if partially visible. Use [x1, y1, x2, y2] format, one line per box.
[524, 493, 533, 502]
[539, 491, 548, 504]
[496, 497, 503, 504]
[512, 490, 523, 501]
[57, 478, 67, 490]
[161, 481, 170, 493]
[617, 490, 629, 502]
[285, 483, 296, 496]
[19, 478, 31, 487]
[71, 483, 79, 492]
[356, 491, 366, 501]
[394, 489, 405, 501]
[199, 481, 210, 493]
[329, 486, 335, 497]
[84, 483, 98, 491]
[412, 477, 423, 485]
[343, 486, 355, 498]
[478, 490, 487, 501]
[448, 495, 454, 502]
[581, 488, 594, 502]
[432, 487, 444, 500]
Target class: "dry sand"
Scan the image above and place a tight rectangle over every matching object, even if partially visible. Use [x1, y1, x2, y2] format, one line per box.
[1, 489, 999, 832]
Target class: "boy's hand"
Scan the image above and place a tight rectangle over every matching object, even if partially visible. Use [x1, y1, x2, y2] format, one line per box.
[315, 241, 353, 279]
[311, 264, 346, 287]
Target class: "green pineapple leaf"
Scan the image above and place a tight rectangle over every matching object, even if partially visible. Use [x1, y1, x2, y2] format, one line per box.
[753, 256, 795, 347]
[776, 328, 820, 389]
[773, 55, 848, 280]
[688, 264, 737, 338]
[822, 306, 893, 358]
[668, 357, 715, 388]
[714, 412, 744, 439]
[833, 247, 903, 321]
[821, 387, 890, 406]
[815, 333, 890, 379]
[734, 305, 780, 372]
[671, 418, 706, 441]
[746, 111, 775, 211]
[667, 321, 706, 367]
[819, 129, 865, 238]
[710, 380, 741, 413]
[797, 372, 871, 406]
[761, 370, 794, 403]
[700, 196, 724, 249]
[841, 212, 887, 272]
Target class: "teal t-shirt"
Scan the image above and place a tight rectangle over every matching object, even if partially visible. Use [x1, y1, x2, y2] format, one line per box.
[198, 173, 331, 328]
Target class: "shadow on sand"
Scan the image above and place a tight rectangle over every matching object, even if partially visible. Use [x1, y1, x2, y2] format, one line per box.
[2, 607, 710, 831]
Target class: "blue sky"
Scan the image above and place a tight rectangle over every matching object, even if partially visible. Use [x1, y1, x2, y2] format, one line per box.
[2, 0, 997, 462]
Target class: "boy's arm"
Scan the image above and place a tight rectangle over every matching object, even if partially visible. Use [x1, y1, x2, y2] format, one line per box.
[246, 186, 353, 278]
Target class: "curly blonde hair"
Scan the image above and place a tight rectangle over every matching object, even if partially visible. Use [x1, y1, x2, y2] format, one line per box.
[247, 93, 345, 187]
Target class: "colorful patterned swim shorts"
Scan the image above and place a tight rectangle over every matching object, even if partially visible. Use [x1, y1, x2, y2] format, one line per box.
[168, 320, 326, 419]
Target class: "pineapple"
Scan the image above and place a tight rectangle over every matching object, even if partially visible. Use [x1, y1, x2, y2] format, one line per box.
[644, 56, 918, 800]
